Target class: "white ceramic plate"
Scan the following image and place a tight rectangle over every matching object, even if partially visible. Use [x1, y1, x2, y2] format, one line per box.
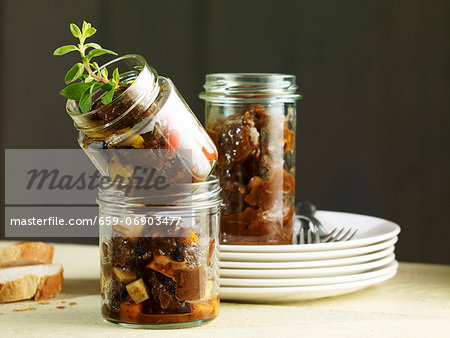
[219, 246, 394, 269]
[220, 210, 400, 252]
[220, 261, 397, 287]
[220, 236, 397, 262]
[220, 261, 398, 302]
[220, 253, 395, 278]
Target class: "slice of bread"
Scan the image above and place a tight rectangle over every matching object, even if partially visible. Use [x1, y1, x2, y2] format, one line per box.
[0, 263, 63, 303]
[0, 242, 54, 268]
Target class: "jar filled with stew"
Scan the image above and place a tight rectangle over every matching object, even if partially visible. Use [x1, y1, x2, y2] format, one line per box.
[98, 176, 221, 328]
[66, 54, 218, 183]
[200, 74, 301, 245]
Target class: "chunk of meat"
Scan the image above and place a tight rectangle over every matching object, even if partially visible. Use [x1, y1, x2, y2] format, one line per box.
[174, 266, 206, 301]
[283, 124, 295, 153]
[147, 255, 206, 301]
[212, 110, 259, 167]
[245, 170, 295, 210]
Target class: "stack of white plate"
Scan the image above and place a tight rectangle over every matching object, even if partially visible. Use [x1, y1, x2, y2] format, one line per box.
[219, 211, 401, 302]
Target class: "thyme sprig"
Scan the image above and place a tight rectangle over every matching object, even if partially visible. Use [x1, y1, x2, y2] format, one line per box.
[54, 21, 120, 113]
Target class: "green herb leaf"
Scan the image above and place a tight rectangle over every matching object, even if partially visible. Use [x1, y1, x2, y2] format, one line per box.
[85, 27, 97, 38]
[100, 67, 108, 80]
[64, 63, 84, 84]
[70, 23, 82, 38]
[84, 75, 94, 83]
[101, 81, 117, 105]
[91, 61, 100, 71]
[78, 86, 93, 113]
[100, 82, 112, 91]
[112, 68, 120, 83]
[91, 82, 103, 92]
[87, 48, 118, 59]
[59, 82, 92, 100]
[82, 21, 90, 33]
[53, 45, 78, 56]
[84, 42, 101, 50]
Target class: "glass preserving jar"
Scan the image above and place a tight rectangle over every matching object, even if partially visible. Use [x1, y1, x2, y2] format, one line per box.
[200, 73, 301, 245]
[98, 176, 221, 328]
[66, 54, 218, 183]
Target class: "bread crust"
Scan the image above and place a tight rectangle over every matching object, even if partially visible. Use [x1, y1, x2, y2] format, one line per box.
[34, 268, 64, 300]
[0, 264, 63, 303]
[0, 242, 54, 268]
[0, 274, 40, 303]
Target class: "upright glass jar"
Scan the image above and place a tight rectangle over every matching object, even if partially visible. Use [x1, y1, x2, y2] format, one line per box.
[98, 177, 221, 328]
[66, 54, 217, 183]
[200, 74, 301, 245]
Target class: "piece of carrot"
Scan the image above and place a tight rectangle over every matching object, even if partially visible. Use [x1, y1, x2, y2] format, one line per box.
[163, 128, 181, 150]
[202, 146, 218, 162]
[169, 129, 181, 149]
[120, 302, 143, 323]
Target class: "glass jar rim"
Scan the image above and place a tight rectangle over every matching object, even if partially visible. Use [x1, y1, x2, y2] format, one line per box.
[97, 175, 222, 210]
[199, 73, 302, 103]
[66, 54, 159, 131]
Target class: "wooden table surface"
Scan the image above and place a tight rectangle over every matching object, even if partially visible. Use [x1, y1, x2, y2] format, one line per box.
[1, 241, 449, 337]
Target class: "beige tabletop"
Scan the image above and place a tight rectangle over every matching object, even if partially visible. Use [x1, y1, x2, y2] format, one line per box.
[0, 241, 449, 337]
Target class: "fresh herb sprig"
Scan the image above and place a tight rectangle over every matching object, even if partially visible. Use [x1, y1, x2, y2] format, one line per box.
[54, 21, 120, 113]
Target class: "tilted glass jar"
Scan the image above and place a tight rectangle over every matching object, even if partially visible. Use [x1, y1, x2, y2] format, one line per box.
[66, 54, 217, 183]
[200, 74, 301, 245]
[98, 177, 221, 328]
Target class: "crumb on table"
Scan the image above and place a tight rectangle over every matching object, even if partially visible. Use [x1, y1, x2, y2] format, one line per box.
[13, 307, 36, 312]
[56, 306, 65, 309]
[69, 302, 77, 306]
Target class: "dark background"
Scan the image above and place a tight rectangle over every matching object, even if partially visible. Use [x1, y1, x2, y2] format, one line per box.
[1, 0, 449, 264]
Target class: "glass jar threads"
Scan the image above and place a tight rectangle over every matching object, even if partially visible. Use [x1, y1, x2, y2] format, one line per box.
[98, 177, 221, 328]
[200, 73, 301, 245]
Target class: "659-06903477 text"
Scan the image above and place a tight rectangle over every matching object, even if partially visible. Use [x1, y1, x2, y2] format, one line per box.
[8, 216, 182, 227]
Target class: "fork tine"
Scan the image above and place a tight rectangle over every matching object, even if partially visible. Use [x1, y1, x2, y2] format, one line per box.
[326, 227, 346, 243]
[338, 228, 354, 241]
[346, 228, 358, 240]
[314, 228, 320, 243]
[299, 227, 305, 244]
[320, 227, 337, 243]
[307, 220, 319, 244]
[307, 229, 312, 244]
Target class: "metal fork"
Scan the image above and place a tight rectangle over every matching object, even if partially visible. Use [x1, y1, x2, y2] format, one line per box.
[295, 202, 358, 244]
[296, 215, 320, 244]
[319, 226, 358, 243]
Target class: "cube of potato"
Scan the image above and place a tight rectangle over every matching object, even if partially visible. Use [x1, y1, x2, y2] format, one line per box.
[147, 255, 187, 279]
[204, 280, 214, 300]
[120, 302, 143, 323]
[113, 266, 137, 284]
[100, 270, 105, 298]
[108, 155, 134, 183]
[119, 134, 145, 149]
[126, 278, 149, 304]
[112, 221, 145, 237]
